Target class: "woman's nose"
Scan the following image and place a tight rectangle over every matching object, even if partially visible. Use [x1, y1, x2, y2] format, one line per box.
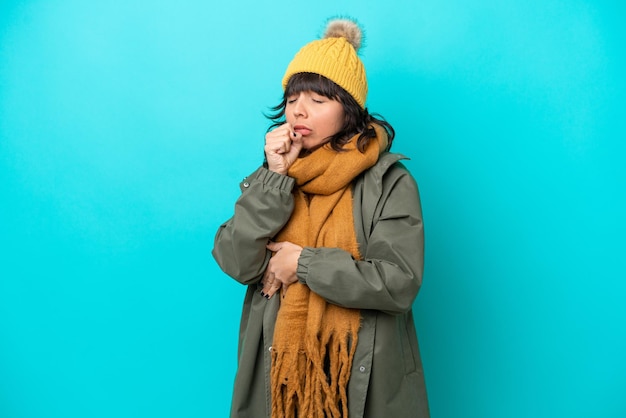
[292, 97, 306, 117]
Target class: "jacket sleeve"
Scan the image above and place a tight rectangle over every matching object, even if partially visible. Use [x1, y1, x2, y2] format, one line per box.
[296, 165, 424, 315]
[212, 167, 295, 285]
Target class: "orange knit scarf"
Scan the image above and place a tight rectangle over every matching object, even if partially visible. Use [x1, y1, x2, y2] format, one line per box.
[270, 125, 388, 418]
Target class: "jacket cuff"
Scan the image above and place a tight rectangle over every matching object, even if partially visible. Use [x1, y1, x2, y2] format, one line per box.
[254, 167, 295, 191]
[239, 167, 296, 193]
[297, 247, 317, 284]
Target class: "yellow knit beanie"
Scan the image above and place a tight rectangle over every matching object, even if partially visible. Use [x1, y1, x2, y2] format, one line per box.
[282, 18, 367, 108]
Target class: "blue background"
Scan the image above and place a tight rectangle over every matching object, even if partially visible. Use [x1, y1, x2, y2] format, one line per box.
[1, 1, 624, 417]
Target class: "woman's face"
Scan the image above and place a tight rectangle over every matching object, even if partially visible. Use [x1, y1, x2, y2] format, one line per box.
[285, 91, 345, 151]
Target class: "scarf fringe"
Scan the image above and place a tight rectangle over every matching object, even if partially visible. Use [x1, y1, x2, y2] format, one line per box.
[271, 324, 359, 418]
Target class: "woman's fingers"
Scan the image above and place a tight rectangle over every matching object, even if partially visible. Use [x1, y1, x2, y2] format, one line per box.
[265, 124, 293, 152]
[261, 241, 303, 299]
[264, 124, 302, 174]
[261, 270, 282, 299]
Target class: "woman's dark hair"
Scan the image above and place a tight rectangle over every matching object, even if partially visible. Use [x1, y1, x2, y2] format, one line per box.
[266, 72, 395, 153]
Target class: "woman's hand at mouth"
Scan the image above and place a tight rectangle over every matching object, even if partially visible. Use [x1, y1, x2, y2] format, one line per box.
[264, 123, 303, 175]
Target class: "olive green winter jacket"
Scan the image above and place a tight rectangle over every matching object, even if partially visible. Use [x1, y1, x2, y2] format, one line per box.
[212, 152, 430, 418]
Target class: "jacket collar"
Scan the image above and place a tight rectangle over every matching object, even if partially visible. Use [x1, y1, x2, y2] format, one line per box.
[365, 152, 409, 184]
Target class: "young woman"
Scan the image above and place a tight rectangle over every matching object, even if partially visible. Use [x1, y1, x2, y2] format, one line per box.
[213, 18, 430, 418]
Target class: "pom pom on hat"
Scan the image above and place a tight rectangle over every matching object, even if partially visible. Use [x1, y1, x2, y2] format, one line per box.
[323, 18, 363, 51]
[282, 17, 368, 108]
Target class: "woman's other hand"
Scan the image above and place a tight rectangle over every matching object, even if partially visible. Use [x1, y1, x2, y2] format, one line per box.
[261, 241, 303, 299]
[264, 123, 303, 175]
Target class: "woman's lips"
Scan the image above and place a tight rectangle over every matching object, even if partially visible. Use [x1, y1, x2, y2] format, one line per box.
[294, 125, 312, 136]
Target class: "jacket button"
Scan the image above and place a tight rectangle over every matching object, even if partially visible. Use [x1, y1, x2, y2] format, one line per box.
[243, 182, 250, 188]
[359, 366, 366, 373]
